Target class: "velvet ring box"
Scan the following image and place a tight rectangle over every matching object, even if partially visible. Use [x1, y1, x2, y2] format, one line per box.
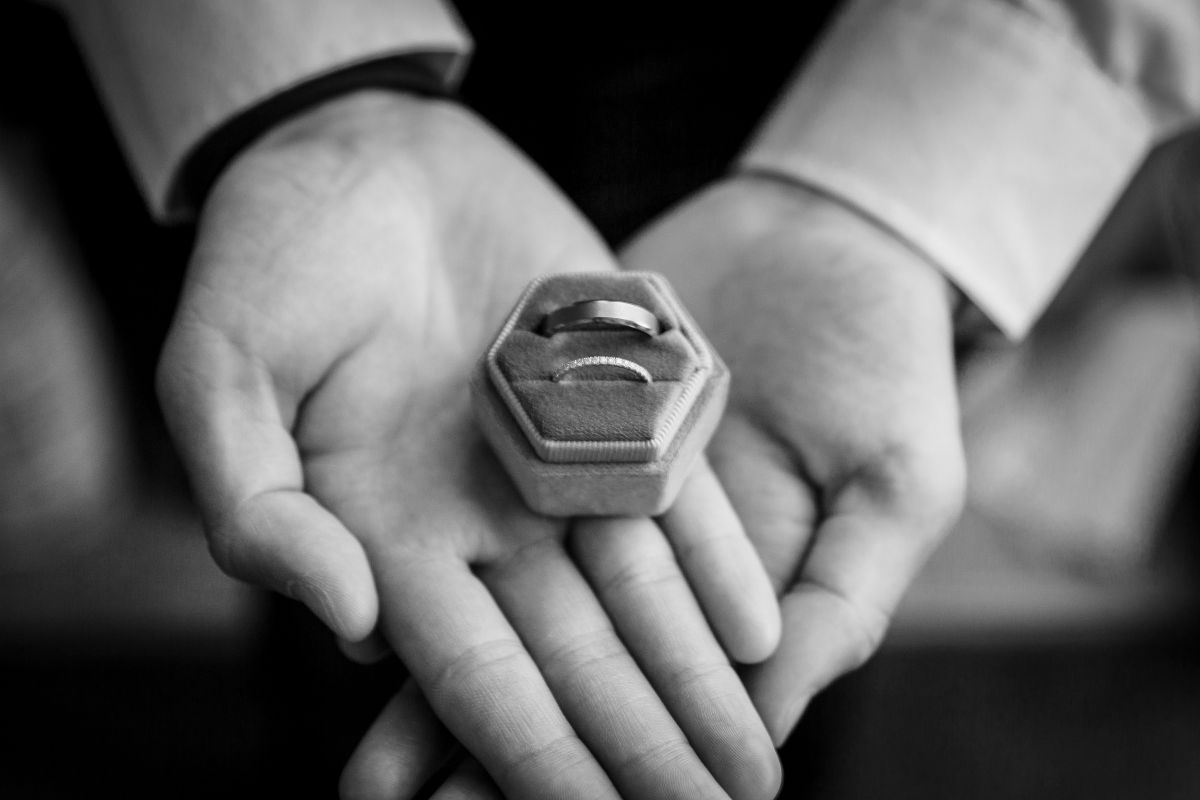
[470, 272, 728, 516]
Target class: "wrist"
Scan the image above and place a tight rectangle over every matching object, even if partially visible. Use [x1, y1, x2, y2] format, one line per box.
[203, 88, 466, 221]
[180, 55, 456, 215]
[723, 170, 961, 320]
[251, 90, 453, 153]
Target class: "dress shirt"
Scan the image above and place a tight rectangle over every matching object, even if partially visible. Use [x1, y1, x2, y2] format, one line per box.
[50, 0, 470, 220]
[740, 0, 1200, 338]
[50, 1, 1200, 338]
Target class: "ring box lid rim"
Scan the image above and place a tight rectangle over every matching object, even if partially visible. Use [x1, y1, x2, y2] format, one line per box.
[485, 272, 719, 464]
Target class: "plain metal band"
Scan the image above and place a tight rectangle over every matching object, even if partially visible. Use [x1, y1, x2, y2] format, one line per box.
[541, 299, 661, 337]
[551, 355, 653, 384]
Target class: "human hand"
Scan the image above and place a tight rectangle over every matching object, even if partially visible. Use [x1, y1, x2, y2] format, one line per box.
[621, 174, 967, 745]
[157, 92, 780, 799]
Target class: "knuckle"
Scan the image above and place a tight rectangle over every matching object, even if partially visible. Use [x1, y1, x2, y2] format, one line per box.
[674, 529, 742, 574]
[615, 735, 696, 779]
[540, 628, 627, 685]
[598, 557, 684, 601]
[429, 637, 530, 708]
[664, 659, 733, 703]
[498, 731, 592, 793]
[848, 437, 966, 539]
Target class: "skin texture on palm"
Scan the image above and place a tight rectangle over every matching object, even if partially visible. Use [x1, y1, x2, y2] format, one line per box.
[157, 92, 781, 800]
[338, 171, 967, 796]
[621, 175, 967, 745]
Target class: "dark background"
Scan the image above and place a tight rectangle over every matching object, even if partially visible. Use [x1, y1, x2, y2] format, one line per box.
[3, 3, 1200, 797]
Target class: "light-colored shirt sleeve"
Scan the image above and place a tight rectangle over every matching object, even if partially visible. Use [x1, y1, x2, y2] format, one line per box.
[50, 0, 471, 221]
[739, 0, 1200, 338]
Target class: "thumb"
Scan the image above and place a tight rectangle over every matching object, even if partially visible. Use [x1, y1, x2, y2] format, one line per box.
[744, 449, 965, 745]
[157, 321, 378, 641]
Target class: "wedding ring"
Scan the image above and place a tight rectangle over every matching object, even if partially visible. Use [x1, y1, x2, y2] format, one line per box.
[541, 299, 661, 337]
[552, 355, 653, 384]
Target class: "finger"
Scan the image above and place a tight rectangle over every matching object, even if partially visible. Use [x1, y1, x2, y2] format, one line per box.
[481, 535, 737, 800]
[706, 414, 818, 594]
[339, 630, 393, 665]
[158, 329, 377, 640]
[571, 517, 781, 800]
[657, 457, 780, 663]
[745, 470, 963, 746]
[376, 551, 619, 800]
[211, 489, 378, 641]
[428, 757, 503, 800]
[340, 680, 458, 800]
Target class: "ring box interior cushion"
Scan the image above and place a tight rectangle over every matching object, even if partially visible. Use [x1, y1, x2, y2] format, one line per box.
[471, 272, 728, 516]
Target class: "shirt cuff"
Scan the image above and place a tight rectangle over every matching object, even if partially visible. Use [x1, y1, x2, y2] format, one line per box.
[738, 0, 1153, 339]
[61, 0, 471, 222]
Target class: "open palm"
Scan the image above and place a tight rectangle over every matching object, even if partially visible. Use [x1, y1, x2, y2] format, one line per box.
[158, 93, 779, 800]
[622, 175, 967, 745]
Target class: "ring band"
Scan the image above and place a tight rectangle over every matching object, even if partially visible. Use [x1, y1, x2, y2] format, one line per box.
[552, 355, 653, 384]
[541, 299, 661, 337]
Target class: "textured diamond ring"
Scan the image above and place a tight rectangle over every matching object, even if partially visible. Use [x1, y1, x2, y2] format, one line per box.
[551, 355, 653, 384]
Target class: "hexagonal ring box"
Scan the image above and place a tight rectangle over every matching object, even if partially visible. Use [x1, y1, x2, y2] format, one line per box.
[470, 272, 728, 516]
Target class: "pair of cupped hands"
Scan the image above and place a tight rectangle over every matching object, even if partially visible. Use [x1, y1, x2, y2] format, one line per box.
[158, 91, 965, 799]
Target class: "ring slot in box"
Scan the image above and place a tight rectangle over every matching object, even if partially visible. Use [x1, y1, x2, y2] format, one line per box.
[470, 272, 728, 516]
